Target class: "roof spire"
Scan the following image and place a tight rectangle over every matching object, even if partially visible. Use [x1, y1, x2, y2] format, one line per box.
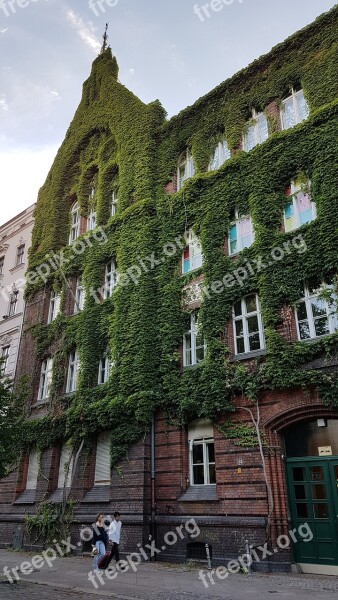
[101, 23, 109, 54]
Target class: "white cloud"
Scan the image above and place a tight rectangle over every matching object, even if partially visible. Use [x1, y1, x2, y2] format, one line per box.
[0, 28, 8, 34]
[65, 9, 101, 54]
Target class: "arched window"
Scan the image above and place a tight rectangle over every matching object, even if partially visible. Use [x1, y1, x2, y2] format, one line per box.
[188, 420, 215, 485]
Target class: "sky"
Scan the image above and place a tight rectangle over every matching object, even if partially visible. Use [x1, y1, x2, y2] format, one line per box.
[0, 0, 336, 225]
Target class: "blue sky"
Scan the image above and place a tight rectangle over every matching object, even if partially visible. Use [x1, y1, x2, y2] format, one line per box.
[0, 0, 336, 223]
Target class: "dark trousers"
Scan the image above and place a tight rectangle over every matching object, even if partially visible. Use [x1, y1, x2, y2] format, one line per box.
[106, 542, 119, 566]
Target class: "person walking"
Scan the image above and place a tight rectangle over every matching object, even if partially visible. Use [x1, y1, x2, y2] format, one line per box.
[92, 513, 108, 573]
[107, 511, 122, 568]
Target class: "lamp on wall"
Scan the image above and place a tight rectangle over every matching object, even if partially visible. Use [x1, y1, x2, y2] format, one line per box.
[317, 419, 327, 428]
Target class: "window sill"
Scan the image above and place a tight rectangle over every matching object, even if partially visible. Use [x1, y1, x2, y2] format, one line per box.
[1, 313, 22, 323]
[183, 362, 205, 370]
[81, 485, 111, 503]
[230, 349, 266, 362]
[9, 264, 25, 274]
[14, 490, 36, 505]
[178, 485, 219, 503]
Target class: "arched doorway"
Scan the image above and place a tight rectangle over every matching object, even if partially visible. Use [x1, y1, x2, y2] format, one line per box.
[284, 418, 338, 573]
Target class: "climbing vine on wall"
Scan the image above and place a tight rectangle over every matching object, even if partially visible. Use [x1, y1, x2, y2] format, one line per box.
[11, 8, 338, 481]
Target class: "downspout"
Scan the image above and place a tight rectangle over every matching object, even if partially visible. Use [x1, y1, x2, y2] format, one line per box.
[150, 411, 156, 561]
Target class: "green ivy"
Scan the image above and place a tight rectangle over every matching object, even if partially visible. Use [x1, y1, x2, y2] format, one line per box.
[15, 8, 338, 476]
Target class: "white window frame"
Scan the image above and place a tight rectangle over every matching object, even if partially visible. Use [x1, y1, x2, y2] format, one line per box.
[208, 139, 231, 171]
[37, 358, 53, 401]
[183, 312, 206, 367]
[1, 345, 10, 375]
[66, 350, 79, 393]
[295, 282, 338, 341]
[26, 449, 40, 490]
[87, 209, 97, 231]
[48, 291, 61, 324]
[57, 443, 74, 489]
[182, 230, 203, 274]
[233, 294, 265, 355]
[228, 211, 254, 255]
[188, 421, 215, 486]
[74, 278, 85, 313]
[98, 354, 110, 385]
[8, 290, 18, 317]
[16, 244, 25, 267]
[177, 150, 195, 190]
[69, 202, 80, 245]
[111, 190, 118, 216]
[104, 260, 118, 299]
[94, 431, 111, 486]
[283, 179, 316, 232]
[189, 438, 215, 486]
[281, 88, 309, 130]
[243, 109, 268, 152]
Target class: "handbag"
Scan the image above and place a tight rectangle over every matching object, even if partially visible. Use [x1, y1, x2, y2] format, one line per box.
[98, 550, 111, 570]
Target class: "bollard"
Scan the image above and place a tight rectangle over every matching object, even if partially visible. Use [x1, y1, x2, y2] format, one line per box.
[245, 539, 253, 577]
[205, 543, 212, 570]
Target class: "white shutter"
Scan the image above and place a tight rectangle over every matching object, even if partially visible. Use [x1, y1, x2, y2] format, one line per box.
[58, 443, 73, 489]
[26, 449, 40, 490]
[94, 432, 111, 485]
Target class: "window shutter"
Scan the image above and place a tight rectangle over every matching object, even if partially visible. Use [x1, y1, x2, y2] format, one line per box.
[94, 432, 111, 485]
[58, 444, 73, 489]
[26, 449, 40, 490]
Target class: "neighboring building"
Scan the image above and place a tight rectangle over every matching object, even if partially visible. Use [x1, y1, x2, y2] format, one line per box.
[0, 204, 35, 379]
[0, 8, 338, 575]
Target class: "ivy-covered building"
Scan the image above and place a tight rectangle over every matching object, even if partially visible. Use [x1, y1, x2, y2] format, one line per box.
[1, 7, 338, 574]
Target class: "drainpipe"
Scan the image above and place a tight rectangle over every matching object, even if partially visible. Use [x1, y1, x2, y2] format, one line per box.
[150, 411, 156, 561]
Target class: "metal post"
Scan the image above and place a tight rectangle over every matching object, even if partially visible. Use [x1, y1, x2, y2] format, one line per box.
[245, 540, 253, 576]
[205, 543, 212, 570]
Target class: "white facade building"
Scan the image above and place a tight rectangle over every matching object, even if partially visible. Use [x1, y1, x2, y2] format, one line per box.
[0, 204, 35, 379]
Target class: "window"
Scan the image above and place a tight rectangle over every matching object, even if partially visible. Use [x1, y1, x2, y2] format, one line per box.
[243, 110, 268, 151]
[233, 294, 265, 355]
[37, 358, 53, 401]
[189, 421, 215, 486]
[87, 209, 96, 231]
[8, 291, 18, 317]
[209, 140, 230, 171]
[58, 443, 74, 489]
[66, 350, 79, 393]
[48, 291, 61, 323]
[183, 312, 206, 367]
[182, 230, 203, 274]
[26, 449, 40, 490]
[74, 278, 85, 313]
[1, 346, 10, 375]
[295, 279, 338, 341]
[284, 180, 316, 232]
[98, 353, 110, 385]
[0, 256, 4, 275]
[104, 260, 118, 299]
[16, 244, 25, 267]
[111, 190, 118, 216]
[94, 432, 111, 485]
[228, 211, 254, 255]
[69, 202, 80, 245]
[177, 151, 195, 190]
[281, 88, 309, 130]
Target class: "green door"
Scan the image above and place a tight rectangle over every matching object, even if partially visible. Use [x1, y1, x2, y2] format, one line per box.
[286, 459, 338, 565]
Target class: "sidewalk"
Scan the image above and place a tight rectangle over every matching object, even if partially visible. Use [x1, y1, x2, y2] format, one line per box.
[1, 549, 338, 600]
